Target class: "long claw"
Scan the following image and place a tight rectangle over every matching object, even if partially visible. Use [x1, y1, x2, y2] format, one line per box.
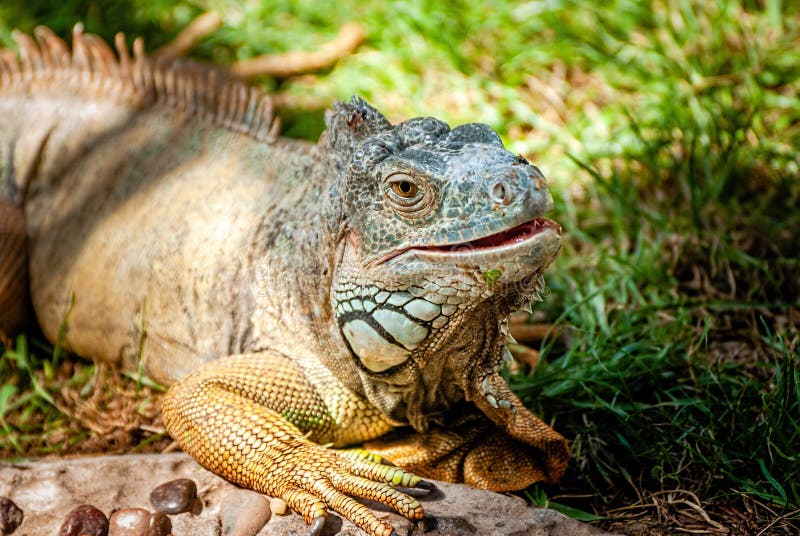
[307, 516, 326, 536]
[420, 514, 437, 531]
[416, 479, 435, 491]
[399, 487, 430, 498]
[398, 479, 436, 498]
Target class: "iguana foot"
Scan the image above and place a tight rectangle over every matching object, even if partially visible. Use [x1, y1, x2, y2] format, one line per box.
[161, 353, 429, 536]
[365, 410, 567, 492]
[278, 451, 427, 536]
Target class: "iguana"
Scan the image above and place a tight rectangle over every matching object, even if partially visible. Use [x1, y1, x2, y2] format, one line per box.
[0, 26, 569, 536]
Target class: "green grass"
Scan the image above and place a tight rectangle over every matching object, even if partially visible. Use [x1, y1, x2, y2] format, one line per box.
[0, 331, 168, 460]
[1, 0, 798, 532]
[1, 334, 92, 457]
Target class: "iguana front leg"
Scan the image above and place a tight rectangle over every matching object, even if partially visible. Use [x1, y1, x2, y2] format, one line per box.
[365, 413, 564, 492]
[365, 372, 569, 493]
[161, 353, 429, 536]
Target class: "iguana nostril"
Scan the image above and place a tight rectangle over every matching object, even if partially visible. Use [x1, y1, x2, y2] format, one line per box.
[490, 181, 512, 205]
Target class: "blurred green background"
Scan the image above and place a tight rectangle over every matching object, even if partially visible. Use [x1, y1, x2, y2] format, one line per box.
[1, 1, 798, 533]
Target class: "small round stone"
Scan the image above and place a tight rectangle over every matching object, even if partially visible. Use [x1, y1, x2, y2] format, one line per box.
[0, 497, 23, 535]
[219, 489, 271, 536]
[58, 504, 109, 536]
[268, 497, 288, 516]
[148, 512, 172, 536]
[108, 508, 149, 536]
[149, 478, 197, 515]
[190, 497, 203, 515]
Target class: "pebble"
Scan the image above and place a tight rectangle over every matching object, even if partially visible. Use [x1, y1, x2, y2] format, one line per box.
[0, 497, 23, 535]
[107, 508, 172, 536]
[268, 497, 288, 516]
[190, 497, 203, 515]
[149, 478, 197, 515]
[219, 489, 271, 536]
[58, 504, 109, 536]
[148, 512, 172, 536]
[108, 508, 149, 536]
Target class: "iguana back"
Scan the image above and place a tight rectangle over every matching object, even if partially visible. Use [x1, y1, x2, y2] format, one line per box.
[1, 26, 332, 382]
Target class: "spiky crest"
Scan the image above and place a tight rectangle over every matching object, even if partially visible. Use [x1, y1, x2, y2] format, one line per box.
[0, 24, 280, 142]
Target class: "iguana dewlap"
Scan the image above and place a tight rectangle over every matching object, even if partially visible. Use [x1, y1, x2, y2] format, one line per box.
[0, 26, 569, 536]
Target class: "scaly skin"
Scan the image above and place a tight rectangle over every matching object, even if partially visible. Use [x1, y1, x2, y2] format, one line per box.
[162, 354, 426, 535]
[0, 26, 569, 535]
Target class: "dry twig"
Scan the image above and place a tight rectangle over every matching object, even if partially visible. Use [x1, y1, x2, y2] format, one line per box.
[0, 329, 12, 350]
[154, 11, 223, 58]
[508, 343, 540, 369]
[231, 23, 365, 78]
[509, 322, 560, 344]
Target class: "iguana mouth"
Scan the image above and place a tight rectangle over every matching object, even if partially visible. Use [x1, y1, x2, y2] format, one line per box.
[422, 217, 559, 251]
[377, 217, 561, 265]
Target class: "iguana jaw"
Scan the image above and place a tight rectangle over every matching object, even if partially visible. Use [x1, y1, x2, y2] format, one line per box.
[375, 216, 561, 268]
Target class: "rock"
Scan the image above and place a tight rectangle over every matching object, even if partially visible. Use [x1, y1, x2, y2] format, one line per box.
[108, 508, 171, 536]
[506, 508, 608, 536]
[190, 497, 204, 515]
[109, 508, 149, 536]
[0, 452, 620, 536]
[0, 497, 23, 535]
[219, 489, 271, 536]
[427, 515, 479, 535]
[148, 512, 172, 536]
[149, 478, 197, 515]
[58, 504, 109, 536]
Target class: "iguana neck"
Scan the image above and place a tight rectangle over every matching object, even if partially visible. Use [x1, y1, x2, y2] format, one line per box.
[244, 153, 336, 345]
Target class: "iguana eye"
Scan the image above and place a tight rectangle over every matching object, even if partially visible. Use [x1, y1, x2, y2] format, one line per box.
[384, 173, 435, 218]
[386, 174, 422, 205]
[391, 180, 417, 198]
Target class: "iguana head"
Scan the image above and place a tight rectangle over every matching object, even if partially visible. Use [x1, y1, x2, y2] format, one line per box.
[325, 98, 561, 429]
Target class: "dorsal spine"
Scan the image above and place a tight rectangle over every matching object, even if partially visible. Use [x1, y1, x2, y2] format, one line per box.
[0, 24, 280, 143]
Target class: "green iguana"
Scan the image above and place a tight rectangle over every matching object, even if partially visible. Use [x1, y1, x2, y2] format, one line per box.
[0, 25, 569, 536]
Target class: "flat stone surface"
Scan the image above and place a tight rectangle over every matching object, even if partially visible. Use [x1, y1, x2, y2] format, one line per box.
[0, 453, 618, 536]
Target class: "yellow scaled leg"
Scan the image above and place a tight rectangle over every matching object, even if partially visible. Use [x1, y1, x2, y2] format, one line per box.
[161, 353, 430, 536]
[366, 411, 565, 492]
